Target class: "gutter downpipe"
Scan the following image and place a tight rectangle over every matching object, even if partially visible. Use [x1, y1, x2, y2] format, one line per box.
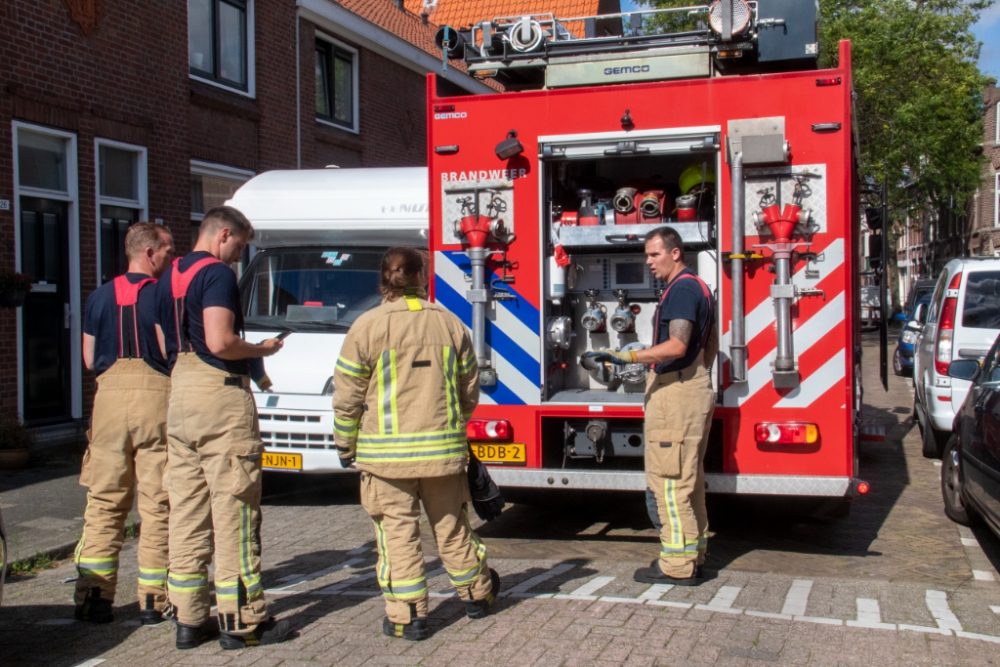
[730, 151, 746, 382]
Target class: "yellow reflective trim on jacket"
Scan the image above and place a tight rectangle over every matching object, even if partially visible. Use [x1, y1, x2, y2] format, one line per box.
[443, 346, 460, 430]
[404, 295, 423, 311]
[376, 350, 399, 435]
[334, 415, 360, 436]
[337, 356, 371, 379]
[458, 354, 477, 375]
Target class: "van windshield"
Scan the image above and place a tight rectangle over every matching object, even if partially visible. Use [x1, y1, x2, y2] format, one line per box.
[239, 247, 384, 331]
[962, 270, 1000, 330]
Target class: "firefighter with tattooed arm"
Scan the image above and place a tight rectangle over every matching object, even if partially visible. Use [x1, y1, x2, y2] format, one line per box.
[333, 247, 500, 641]
[584, 226, 718, 586]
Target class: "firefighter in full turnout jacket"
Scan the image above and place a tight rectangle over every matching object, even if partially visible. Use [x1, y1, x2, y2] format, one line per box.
[333, 247, 500, 641]
[154, 206, 291, 650]
[75, 222, 175, 624]
[584, 226, 718, 586]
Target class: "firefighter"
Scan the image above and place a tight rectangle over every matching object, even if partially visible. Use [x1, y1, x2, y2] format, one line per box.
[75, 222, 175, 624]
[154, 206, 291, 650]
[584, 226, 718, 586]
[333, 247, 500, 641]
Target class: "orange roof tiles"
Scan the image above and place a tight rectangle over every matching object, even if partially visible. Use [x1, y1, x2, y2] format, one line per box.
[332, 0, 465, 68]
[402, 0, 619, 37]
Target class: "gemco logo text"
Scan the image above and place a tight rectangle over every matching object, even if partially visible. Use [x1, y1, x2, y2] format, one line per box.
[434, 111, 468, 120]
[604, 65, 651, 76]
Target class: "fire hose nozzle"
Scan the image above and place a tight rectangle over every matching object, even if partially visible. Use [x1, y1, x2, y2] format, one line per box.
[614, 187, 637, 213]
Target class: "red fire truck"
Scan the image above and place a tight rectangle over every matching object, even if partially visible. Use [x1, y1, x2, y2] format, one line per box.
[428, 2, 877, 502]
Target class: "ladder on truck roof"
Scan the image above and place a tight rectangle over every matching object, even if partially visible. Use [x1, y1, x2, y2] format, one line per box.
[433, 1, 819, 91]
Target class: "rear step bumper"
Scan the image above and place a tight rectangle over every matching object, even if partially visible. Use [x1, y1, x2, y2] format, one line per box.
[488, 469, 864, 496]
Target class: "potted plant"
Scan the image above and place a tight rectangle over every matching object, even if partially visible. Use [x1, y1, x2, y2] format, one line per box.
[0, 413, 33, 470]
[0, 271, 32, 308]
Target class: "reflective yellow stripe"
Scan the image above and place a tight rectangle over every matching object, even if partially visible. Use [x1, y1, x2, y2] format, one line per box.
[374, 518, 390, 592]
[404, 295, 422, 311]
[337, 356, 371, 378]
[334, 415, 360, 436]
[376, 351, 398, 435]
[662, 479, 682, 552]
[443, 347, 459, 430]
[458, 355, 477, 375]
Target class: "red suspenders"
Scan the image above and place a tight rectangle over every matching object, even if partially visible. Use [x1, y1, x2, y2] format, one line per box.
[112, 275, 155, 359]
[170, 256, 224, 352]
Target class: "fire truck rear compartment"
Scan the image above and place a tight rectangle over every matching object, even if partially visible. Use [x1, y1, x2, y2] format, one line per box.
[540, 416, 725, 472]
[541, 136, 720, 403]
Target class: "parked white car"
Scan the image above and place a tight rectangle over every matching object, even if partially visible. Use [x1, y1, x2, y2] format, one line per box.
[913, 257, 1000, 457]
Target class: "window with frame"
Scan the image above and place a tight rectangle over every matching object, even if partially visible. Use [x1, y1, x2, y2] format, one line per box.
[315, 38, 355, 129]
[190, 162, 253, 223]
[97, 143, 147, 284]
[189, 0, 249, 91]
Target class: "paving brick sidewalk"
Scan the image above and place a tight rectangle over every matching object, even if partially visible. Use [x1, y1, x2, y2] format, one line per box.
[3, 335, 1000, 666]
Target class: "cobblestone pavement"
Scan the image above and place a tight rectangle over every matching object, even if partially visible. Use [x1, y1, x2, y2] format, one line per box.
[3, 336, 1000, 666]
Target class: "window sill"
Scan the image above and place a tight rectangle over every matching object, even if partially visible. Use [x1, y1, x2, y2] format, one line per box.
[316, 117, 359, 135]
[190, 74, 254, 99]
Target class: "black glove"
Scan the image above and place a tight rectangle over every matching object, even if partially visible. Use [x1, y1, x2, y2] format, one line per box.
[467, 449, 505, 521]
[582, 349, 636, 366]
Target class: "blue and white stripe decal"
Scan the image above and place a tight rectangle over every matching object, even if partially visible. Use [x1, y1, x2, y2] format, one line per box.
[435, 251, 541, 406]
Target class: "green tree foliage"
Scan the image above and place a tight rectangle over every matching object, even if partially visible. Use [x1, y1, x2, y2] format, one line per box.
[639, 0, 992, 214]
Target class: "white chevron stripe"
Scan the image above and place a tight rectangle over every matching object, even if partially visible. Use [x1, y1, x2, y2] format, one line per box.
[435, 252, 541, 362]
[495, 351, 541, 405]
[774, 350, 846, 408]
[722, 238, 845, 350]
[724, 291, 845, 407]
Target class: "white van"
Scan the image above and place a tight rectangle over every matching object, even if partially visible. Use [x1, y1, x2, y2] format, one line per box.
[226, 167, 428, 473]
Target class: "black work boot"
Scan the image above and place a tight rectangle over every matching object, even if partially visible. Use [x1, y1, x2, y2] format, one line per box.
[465, 568, 501, 620]
[75, 587, 114, 624]
[140, 594, 165, 626]
[176, 620, 221, 650]
[382, 616, 428, 641]
[219, 617, 293, 650]
[633, 560, 704, 586]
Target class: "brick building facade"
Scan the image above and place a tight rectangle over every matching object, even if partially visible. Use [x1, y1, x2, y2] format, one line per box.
[968, 84, 1000, 255]
[0, 0, 488, 431]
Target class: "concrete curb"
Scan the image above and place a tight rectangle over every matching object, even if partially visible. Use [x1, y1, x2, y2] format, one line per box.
[4, 539, 79, 578]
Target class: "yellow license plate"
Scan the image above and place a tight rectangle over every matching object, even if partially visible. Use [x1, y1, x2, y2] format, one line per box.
[262, 452, 302, 471]
[470, 442, 526, 465]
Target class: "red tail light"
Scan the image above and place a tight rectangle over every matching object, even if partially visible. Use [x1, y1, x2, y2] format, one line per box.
[467, 418, 511, 442]
[754, 422, 819, 445]
[935, 272, 962, 375]
[857, 481, 870, 495]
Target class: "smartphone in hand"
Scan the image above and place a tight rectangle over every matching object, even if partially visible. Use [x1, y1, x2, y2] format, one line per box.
[275, 330, 292, 341]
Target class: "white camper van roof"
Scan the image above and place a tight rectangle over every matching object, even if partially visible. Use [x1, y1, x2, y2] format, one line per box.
[226, 167, 428, 248]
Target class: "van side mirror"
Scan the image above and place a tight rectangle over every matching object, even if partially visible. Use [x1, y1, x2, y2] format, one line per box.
[947, 360, 980, 381]
[913, 303, 927, 324]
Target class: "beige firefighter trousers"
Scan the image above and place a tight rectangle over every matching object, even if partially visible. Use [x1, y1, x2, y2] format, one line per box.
[74, 359, 170, 609]
[166, 353, 269, 632]
[644, 360, 715, 578]
[360, 471, 493, 624]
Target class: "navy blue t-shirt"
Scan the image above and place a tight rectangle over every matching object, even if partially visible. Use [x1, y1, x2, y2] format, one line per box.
[83, 273, 169, 376]
[155, 251, 249, 375]
[653, 268, 714, 374]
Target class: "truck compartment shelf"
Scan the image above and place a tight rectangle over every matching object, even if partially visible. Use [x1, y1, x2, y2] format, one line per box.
[557, 221, 712, 248]
[546, 389, 644, 405]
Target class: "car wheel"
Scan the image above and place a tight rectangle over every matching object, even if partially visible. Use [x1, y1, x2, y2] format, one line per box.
[922, 423, 947, 459]
[893, 349, 903, 376]
[941, 435, 979, 526]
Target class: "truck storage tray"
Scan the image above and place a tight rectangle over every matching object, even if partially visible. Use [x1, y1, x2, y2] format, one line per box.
[557, 222, 712, 248]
